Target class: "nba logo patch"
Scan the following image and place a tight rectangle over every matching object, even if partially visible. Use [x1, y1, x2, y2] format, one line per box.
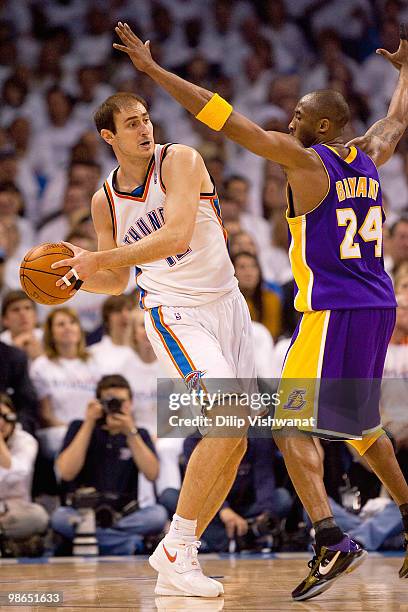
[284, 389, 307, 411]
[184, 370, 206, 392]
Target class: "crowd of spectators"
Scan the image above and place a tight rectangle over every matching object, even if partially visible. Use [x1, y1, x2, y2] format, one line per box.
[0, 0, 407, 557]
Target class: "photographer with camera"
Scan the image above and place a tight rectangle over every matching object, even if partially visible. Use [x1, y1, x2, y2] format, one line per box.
[0, 393, 48, 556]
[51, 375, 167, 555]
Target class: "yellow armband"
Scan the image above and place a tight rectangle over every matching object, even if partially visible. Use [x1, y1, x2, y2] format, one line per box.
[195, 94, 233, 131]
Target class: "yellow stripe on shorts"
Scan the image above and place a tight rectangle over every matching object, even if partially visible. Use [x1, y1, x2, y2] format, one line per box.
[274, 310, 330, 431]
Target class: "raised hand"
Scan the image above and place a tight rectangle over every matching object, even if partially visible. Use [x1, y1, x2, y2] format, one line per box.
[113, 22, 154, 73]
[376, 23, 408, 71]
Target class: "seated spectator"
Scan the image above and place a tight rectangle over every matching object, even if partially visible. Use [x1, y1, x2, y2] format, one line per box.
[233, 251, 282, 339]
[0, 340, 38, 435]
[52, 375, 167, 555]
[38, 182, 90, 244]
[381, 288, 408, 454]
[0, 181, 34, 251]
[31, 86, 86, 179]
[328, 493, 404, 552]
[229, 229, 258, 257]
[89, 295, 135, 373]
[0, 246, 10, 307]
[387, 217, 408, 275]
[30, 307, 100, 460]
[0, 393, 48, 557]
[1, 289, 43, 361]
[40, 159, 103, 223]
[0, 150, 38, 225]
[0, 216, 25, 290]
[184, 433, 292, 552]
[224, 175, 271, 250]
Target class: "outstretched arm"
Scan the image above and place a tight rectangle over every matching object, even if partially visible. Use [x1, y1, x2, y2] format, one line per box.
[348, 24, 408, 167]
[113, 23, 314, 169]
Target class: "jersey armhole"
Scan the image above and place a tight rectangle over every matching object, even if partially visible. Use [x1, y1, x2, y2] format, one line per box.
[286, 184, 296, 218]
[103, 182, 117, 242]
[159, 144, 217, 197]
[159, 143, 174, 193]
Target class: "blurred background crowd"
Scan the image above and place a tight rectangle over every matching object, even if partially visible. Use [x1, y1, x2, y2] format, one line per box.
[0, 0, 407, 558]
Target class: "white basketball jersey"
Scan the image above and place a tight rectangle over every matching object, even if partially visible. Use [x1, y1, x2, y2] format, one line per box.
[104, 144, 237, 308]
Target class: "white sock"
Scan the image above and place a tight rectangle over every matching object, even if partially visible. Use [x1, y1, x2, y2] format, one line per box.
[168, 513, 197, 539]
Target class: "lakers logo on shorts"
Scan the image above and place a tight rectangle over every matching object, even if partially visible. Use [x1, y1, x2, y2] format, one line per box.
[284, 389, 307, 411]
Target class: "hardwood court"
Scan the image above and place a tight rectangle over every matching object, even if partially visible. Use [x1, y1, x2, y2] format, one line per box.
[0, 553, 406, 611]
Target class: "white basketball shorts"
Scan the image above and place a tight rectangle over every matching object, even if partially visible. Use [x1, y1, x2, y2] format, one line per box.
[144, 288, 257, 391]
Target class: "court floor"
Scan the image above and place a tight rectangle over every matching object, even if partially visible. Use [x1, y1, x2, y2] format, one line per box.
[0, 553, 406, 611]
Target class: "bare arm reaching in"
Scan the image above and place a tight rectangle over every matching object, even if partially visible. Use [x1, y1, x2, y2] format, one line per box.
[113, 22, 408, 171]
[112, 23, 315, 170]
[347, 24, 408, 166]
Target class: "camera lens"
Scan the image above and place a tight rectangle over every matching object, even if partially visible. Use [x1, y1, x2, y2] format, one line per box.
[102, 397, 124, 414]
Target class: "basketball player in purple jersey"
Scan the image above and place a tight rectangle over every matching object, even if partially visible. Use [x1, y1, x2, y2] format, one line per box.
[112, 23, 408, 600]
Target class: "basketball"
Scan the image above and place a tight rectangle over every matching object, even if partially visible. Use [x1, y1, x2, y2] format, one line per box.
[19, 242, 74, 305]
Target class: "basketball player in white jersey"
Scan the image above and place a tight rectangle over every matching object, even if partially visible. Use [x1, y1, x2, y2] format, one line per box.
[52, 92, 257, 598]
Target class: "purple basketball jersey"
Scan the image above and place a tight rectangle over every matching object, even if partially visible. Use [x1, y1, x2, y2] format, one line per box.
[287, 144, 396, 312]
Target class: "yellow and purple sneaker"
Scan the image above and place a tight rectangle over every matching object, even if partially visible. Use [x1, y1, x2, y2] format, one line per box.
[292, 535, 367, 601]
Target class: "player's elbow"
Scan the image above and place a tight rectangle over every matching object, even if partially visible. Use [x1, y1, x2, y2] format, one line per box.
[174, 236, 190, 253]
[111, 270, 129, 295]
[167, 227, 191, 254]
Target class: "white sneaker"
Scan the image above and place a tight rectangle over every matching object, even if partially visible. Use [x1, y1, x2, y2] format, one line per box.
[155, 574, 224, 596]
[149, 536, 220, 598]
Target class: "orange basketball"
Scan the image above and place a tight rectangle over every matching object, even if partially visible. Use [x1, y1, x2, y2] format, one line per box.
[20, 242, 74, 305]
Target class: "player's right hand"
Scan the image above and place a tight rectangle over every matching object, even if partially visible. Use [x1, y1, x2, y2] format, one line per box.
[113, 22, 154, 73]
[85, 400, 104, 424]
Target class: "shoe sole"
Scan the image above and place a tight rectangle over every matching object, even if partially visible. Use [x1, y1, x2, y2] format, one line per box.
[292, 550, 368, 602]
[155, 578, 224, 596]
[149, 553, 220, 598]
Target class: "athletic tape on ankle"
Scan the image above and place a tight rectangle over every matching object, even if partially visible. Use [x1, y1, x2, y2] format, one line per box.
[195, 94, 233, 131]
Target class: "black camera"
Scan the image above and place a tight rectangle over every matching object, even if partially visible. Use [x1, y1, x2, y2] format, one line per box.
[235, 512, 280, 552]
[100, 397, 124, 415]
[246, 512, 279, 539]
[69, 487, 139, 528]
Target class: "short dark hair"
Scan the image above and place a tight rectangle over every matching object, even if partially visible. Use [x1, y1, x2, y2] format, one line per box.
[94, 92, 149, 134]
[68, 159, 101, 173]
[96, 374, 132, 399]
[224, 175, 249, 189]
[2, 289, 35, 317]
[102, 294, 132, 333]
[303, 90, 351, 130]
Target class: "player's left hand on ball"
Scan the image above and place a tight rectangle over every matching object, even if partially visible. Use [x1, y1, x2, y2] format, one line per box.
[51, 241, 99, 293]
[113, 22, 154, 72]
